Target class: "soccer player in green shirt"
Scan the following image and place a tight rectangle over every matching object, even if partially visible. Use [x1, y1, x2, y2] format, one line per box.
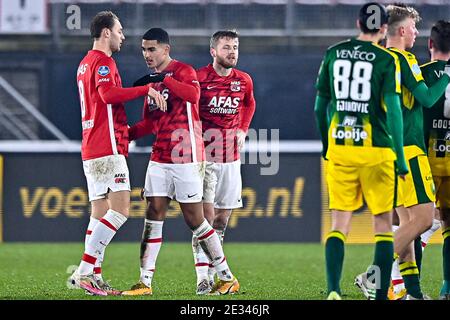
[355, 4, 450, 300]
[315, 2, 407, 300]
[421, 20, 450, 300]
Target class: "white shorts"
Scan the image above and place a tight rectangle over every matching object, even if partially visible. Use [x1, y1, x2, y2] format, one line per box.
[83, 154, 131, 202]
[203, 160, 243, 209]
[144, 161, 204, 203]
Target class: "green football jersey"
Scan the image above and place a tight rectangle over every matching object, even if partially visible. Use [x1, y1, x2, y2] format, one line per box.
[316, 38, 401, 166]
[421, 60, 450, 176]
[388, 48, 426, 157]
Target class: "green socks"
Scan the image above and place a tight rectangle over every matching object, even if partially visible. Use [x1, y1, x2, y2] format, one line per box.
[374, 233, 394, 300]
[325, 230, 346, 295]
[400, 261, 423, 299]
[440, 227, 450, 297]
[414, 237, 423, 275]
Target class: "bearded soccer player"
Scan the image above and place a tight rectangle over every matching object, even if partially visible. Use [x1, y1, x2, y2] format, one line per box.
[69, 12, 165, 296]
[421, 20, 450, 300]
[191, 30, 256, 295]
[355, 5, 450, 300]
[316, 2, 408, 300]
[123, 28, 239, 296]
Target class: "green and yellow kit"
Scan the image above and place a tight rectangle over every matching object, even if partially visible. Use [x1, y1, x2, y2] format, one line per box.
[316, 38, 402, 214]
[316, 38, 401, 167]
[389, 48, 435, 207]
[422, 60, 450, 207]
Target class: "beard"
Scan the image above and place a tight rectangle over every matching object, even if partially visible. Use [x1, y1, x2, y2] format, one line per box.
[216, 55, 237, 69]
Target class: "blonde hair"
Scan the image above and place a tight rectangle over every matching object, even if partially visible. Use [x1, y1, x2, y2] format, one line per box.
[387, 4, 421, 36]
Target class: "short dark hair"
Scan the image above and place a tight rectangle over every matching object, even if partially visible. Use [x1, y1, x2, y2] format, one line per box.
[387, 3, 421, 36]
[358, 2, 389, 34]
[90, 11, 119, 39]
[142, 28, 170, 44]
[210, 30, 239, 48]
[430, 20, 450, 54]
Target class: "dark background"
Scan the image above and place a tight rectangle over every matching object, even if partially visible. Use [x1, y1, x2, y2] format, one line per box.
[2, 152, 321, 242]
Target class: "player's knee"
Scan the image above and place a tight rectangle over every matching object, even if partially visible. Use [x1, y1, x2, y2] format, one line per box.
[419, 211, 434, 230]
[146, 202, 166, 220]
[203, 206, 215, 224]
[213, 214, 229, 230]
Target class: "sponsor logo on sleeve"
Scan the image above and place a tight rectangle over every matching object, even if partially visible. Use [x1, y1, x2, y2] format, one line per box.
[411, 63, 421, 76]
[98, 66, 110, 77]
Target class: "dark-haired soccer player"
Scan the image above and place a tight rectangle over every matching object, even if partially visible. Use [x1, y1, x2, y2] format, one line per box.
[315, 2, 408, 300]
[192, 30, 256, 294]
[69, 11, 166, 296]
[123, 28, 239, 296]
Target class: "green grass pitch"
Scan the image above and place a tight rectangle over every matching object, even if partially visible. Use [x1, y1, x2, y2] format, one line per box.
[0, 243, 444, 300]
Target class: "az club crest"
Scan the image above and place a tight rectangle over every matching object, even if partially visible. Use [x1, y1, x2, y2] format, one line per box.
[98, 66, 110, 77]
[230, 81, 240, 92]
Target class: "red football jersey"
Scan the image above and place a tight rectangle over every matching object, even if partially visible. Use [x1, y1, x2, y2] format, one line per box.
[197, 64, 256, 163]
[77, 50, 128, 160]
[142, 60, 205, 164]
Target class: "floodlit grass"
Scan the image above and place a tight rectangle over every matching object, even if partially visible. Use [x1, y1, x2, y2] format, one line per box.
[0, 243, 444, 300]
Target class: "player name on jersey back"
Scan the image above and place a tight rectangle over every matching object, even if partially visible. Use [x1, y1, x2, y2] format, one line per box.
[315, 38, 400, 166]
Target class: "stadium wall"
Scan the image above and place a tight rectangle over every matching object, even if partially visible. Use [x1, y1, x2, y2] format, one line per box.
[1, 151, 443, 244]
[0, 51, 338, 140]
[0, 152, 321, 243]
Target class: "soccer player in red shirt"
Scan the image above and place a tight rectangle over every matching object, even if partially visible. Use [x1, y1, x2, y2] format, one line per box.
[69, 11, 165, 296]
[193, 30, 256, 294]
[123, 28, 239, 296]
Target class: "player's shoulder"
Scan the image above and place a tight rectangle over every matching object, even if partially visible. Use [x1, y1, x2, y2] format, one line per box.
[89, 51, 117, 74]
[420, 60, 439, 71]
[196, 65, 210, 78]
[365, 44, 400, 68]
[389, 47, 417, 63]
[370, 43, 397, 58]
[326, 38, 352, 52]
[87, 50, 114, 64]
[233, 68, 253, 82]
[172, 59, 196, 74]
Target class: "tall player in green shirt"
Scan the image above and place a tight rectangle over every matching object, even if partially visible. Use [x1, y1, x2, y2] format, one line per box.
[421, 20, 450, 300]
[315, 2, 407, 300]
[355, 4, 450, 300]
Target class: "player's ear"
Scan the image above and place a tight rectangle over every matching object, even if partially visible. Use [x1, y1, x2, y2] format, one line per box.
[380, 24, 388, 37]
[103, 27, 111, 38]
[164, 44, 170, 55]
[356, 19, 361, 30]
[210, 47, 216, 58]
[428, 38, 433, 51]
